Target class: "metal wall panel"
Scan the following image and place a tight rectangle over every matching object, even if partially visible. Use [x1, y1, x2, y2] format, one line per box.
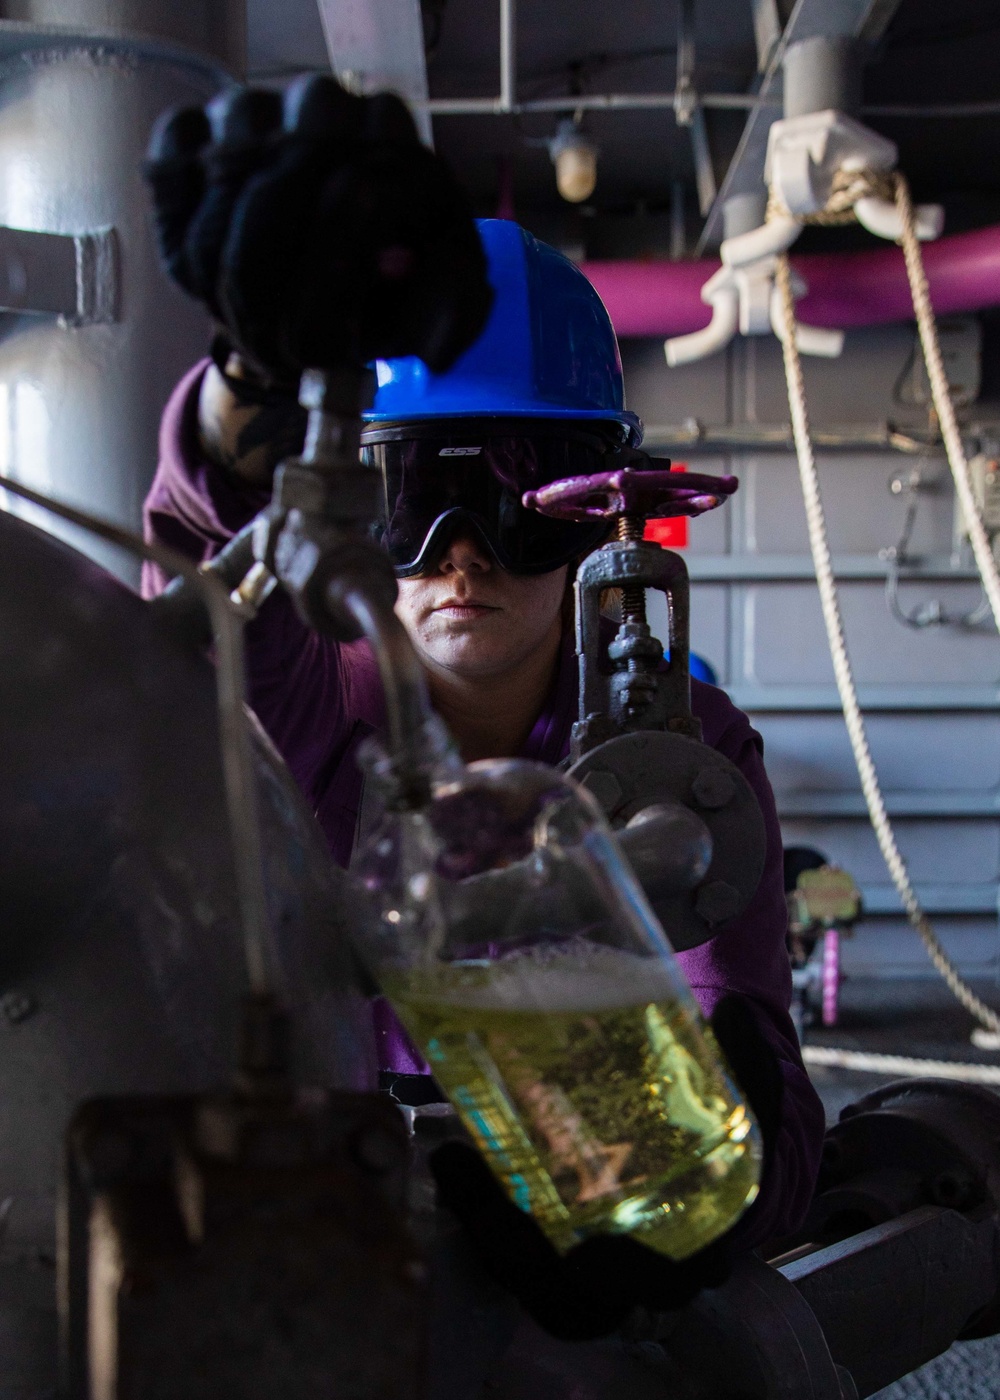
[755, 714, 1000, 795]
[744, 454, 956, 557]
[742, 584, 1000, 687]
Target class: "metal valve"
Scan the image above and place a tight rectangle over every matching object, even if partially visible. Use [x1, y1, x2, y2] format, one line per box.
[523, 463, 737, 523]
[524, 457, 767, 947]
[525, 457, 736, 749]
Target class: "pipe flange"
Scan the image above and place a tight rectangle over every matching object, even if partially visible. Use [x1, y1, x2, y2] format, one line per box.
[568, 729, 766, 951]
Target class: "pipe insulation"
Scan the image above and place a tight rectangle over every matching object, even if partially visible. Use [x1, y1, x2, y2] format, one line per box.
[581, 221, 1000, 339]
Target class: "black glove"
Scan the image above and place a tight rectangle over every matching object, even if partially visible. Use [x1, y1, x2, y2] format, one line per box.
[144, 76, 492, 383]
[430, 993, 784, 1342]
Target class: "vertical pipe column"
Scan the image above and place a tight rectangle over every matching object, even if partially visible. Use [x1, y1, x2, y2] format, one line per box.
[0, 1, 237, 581]
[499, 0, 515, 112]
[723, 191, 767, 240]
[782, 35, 861, 120]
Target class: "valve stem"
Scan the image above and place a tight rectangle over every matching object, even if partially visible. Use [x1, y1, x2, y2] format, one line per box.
[617, 513, 647, 627]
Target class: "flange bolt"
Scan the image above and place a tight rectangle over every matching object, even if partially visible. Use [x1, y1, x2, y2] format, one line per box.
[695, 879, 741, 925]
[691, 768, 736, 810]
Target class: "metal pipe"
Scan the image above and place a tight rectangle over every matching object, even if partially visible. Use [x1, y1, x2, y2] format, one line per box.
[669, 178, 686, 259]
[0, 4, 236, 587]
[863, 99, 1000, 117]
[0, 474, 276, 1002]
[417, 91, 1000, 118]
[641, 421, 939, 453]
[782, 35, 861, 121]
[580, 220, 1000, 339]
[689, 108, 717, 215]
[722, 190, 768, 241]
[664, 287, 738, 366]
[336, 586, 456, 806]
[498, 0, 516, 113]
[675, 0, 696, 114]
[419, 90, 763, 116]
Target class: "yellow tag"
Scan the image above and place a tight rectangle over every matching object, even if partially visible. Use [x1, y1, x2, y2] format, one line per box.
[797, 866, 860, 926]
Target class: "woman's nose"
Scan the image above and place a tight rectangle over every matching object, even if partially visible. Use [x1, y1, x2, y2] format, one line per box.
[439, 529, 493, 575]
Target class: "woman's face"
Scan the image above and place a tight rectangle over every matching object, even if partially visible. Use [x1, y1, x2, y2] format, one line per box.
[394, 529, 567, 680]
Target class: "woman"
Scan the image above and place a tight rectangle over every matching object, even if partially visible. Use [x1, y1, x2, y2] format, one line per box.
[143, 86, 823, 1332]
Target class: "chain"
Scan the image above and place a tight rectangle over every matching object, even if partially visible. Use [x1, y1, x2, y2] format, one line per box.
[773, 252, 1000, 1036]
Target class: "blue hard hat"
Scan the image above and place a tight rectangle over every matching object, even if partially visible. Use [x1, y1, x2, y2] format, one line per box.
[365, 219, 643, 444]
[689, 652, 719, 686]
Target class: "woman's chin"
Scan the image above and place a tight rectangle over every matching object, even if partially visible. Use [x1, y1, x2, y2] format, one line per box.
[418, 631, 519, 679]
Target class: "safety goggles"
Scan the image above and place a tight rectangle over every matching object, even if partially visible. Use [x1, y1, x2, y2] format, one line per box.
[360, 419, 625, 577]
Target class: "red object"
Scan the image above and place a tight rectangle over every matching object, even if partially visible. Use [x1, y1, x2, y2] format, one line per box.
[645, 464, 688, 547]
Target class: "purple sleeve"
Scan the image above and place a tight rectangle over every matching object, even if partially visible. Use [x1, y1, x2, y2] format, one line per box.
[141, 360, 358, 813]
[681, 684, 826, 1248]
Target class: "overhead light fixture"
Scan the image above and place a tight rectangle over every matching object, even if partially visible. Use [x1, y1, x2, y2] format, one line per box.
[548, 119, 598, 204]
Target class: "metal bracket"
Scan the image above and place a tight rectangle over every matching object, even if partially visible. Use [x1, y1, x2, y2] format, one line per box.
[0, 224, 119, 325]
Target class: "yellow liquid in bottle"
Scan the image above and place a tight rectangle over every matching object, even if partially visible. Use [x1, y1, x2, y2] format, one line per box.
[387, 945, 761, 1259]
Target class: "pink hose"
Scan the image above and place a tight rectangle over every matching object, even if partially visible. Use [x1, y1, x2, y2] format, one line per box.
[822, 928, 840, 1028]
[580, 223, 1000, 339]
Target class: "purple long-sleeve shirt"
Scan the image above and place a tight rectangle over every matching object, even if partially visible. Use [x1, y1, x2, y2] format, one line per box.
[143, 360, 824, 1245]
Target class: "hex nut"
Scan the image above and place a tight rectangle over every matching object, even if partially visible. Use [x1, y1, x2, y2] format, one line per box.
[691, 767, 736, 810]
[580, 768, 623, 814]
[694, 880, 741, 926]
[352, 1126, 404, 1176]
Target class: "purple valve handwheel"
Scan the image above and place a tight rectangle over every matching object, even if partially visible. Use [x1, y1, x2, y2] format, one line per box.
[522, 465, 738, 522]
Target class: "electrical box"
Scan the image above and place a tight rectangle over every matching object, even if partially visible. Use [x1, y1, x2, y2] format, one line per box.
[897, 316, 982, 410]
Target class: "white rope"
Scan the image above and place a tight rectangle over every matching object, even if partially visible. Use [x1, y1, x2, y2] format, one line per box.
[894, 171, 1000, 636]
[802, 1044, 1000, 1086]
[773, 255, 1000, 1036]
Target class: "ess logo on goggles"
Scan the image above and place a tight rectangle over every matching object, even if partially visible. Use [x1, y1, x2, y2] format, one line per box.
[361, 419, 628, 577]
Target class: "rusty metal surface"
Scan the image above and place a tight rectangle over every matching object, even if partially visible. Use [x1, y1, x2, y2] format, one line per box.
[64, 1091, 422, 1400]
[782, 1206, 1000, 1398]
[0, 511, 375, 1271]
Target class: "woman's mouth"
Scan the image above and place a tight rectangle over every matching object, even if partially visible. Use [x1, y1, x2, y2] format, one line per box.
[433, 599, 498, 621]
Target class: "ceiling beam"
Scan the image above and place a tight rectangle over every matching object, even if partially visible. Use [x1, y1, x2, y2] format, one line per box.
[696, 0, 905, 252]
[315, 0, 433, 145]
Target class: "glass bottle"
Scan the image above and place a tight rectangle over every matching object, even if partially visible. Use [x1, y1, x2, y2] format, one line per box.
[352, 753, 761, 1260]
